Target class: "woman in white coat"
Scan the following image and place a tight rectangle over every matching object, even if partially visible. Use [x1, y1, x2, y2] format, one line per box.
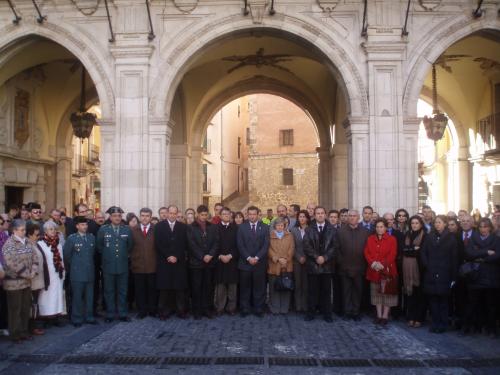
[37, 221, 66, 321]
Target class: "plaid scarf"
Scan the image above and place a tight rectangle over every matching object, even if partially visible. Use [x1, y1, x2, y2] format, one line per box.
[43, 233, 64, 279]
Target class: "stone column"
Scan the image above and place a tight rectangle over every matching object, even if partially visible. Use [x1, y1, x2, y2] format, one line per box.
[170, 143, 190, 211]
[400, 117, 420, 215]
[109, 31, 155, 214]
[99, 119, 117, 211]
[344, 117, 370, 211]
[362, 40, 409, 214]
[331, 143, 348, 209]
[317, 147, 332, 208]
[147, 118, 172, 212]
[55, 148, 72, 211]
[457, 146, 471, 211]
[188, 147, 204, 208]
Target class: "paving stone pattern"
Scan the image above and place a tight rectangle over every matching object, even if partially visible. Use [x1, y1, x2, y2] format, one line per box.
[0, 314, 499, 374]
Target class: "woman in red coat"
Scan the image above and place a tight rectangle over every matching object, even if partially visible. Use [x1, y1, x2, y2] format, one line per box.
[364, 218, 398, 326]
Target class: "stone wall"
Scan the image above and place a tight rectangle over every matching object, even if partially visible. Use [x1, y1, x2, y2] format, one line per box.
[249, 153, 318, 211]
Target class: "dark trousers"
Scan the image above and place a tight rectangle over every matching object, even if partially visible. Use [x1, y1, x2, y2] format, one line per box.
[405, 286, 427, 323]
[103, 272, 128, 318]
[0, 288, 8, 329]
[428, 294, 449, 330]
[307, 273, 332, 316]
[341, 274, 364, 316]
[6, 287, 31, 341]
[133, 273, 158, 315]
[190, 268, 215, 315]
[158, 289, 186, 316]
[332, 273, 343, 315]
[71, 281, 94, 324]
[465, 288, 498, 333]
[239, 266, 267, 313]
[449, 279, 467, 327]
[93, 253, 104, 314]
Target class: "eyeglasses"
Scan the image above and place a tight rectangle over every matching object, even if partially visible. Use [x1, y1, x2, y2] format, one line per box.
[397, 214, 407, 217]
[31, 210, 41, 214]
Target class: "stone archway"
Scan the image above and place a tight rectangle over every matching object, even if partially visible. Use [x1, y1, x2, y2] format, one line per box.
[159, 24, 360, 210]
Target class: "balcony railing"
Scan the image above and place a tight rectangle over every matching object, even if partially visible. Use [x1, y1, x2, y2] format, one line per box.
[72, 153, 89, 177]
[89, 143, 100, 163]
[478, 113, 500, 153]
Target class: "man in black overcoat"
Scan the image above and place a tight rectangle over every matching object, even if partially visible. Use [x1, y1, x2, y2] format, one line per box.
[214, 207, 239, 315]
[154, 205, 189, 319]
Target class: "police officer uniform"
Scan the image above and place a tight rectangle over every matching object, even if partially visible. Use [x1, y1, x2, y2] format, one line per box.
[96, 207, 134, 322]
[63, 216, 96, 326]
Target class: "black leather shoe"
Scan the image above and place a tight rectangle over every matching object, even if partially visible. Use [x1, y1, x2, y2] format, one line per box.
[254, 311, 264, 318]
[104, 318, 113, 323]
[119, 316, 131, 322]
[304, 314, 314, 321]
[324, 316, 333, 323]
[86, 320, 98, 325]
[352, 315, 361, 322]
[137, 313, 147, 320]
[240, 311, 249, 318]
[73, 323, 82, 328]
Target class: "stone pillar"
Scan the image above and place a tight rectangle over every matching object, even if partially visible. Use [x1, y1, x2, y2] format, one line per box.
[147, 118, 172, 212]
[99, 119, 117, 211]
[170, 143, 190, 211]
[344, 117, 370, 211]
[317, 147, 332, 209]
[457, 146, 471, 212]
[362, 41, 408, 214]
[189, 147, 204, 208]
[400, 117, 420, 215]
[55, 148, 72, 211]
[108, 26, 155, 213]
[331, 143, 348, 209]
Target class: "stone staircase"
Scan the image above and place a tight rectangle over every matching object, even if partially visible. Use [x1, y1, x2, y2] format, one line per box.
[223, 191, 250, 212]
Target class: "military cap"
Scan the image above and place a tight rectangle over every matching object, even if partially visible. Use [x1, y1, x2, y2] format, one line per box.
[74, 216, 88, 224]
[106, 206, 124, 215]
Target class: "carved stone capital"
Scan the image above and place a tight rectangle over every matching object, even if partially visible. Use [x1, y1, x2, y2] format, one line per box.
[317, 0, 339, 13]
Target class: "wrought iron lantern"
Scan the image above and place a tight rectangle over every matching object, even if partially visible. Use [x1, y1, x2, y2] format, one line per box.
[70, 65, 97, 142]
[422, 63, 448, 142]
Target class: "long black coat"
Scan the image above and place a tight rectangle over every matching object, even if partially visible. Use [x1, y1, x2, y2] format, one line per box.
[154, 221, 188, 290]
[303, 222, 336, 274]
[464, 232, 500, 290]
[215, 222, 239, 284]
[421, 229, 458, 296]
[187, 221, 219, 269]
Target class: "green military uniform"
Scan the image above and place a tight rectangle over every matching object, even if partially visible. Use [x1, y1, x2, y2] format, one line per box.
[63, 232, 96, 324]
[96, 222, 133, 319]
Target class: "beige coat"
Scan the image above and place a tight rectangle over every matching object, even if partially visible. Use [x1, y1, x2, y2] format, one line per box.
[31, 244, 45, 291]
[267, 231, 294, 275]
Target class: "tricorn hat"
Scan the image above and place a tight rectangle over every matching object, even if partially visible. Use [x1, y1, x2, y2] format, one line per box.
[106, 206, 124, 215]
[74, 216, 88, 225]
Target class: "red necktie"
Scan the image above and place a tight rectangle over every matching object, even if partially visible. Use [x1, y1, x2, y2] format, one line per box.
[143, 226, 147, 237]
[464, 232, 469, 246]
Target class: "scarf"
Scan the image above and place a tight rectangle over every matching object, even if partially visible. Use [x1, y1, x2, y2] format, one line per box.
[43, 233, 64, 280]
[403, 230, 424, 295]
[275, 230, 284, 239]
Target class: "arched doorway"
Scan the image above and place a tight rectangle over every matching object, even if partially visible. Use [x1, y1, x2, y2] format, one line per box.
[163, 28, 355, 211]
[201, 93, 320, 212]
[0, 35, 105, 213]
[410, 28, 500, 216]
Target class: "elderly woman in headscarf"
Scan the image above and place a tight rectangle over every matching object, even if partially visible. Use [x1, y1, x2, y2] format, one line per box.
[37, 221, 66, 324]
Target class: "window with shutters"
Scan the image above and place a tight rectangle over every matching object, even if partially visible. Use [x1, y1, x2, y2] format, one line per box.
[246, 127, 251, 145]
[279, 129, 294, 146]
[282, 168, 293, 186]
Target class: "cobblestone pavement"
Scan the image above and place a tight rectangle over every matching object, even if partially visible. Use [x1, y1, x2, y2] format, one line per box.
[0, 313, 499, 374]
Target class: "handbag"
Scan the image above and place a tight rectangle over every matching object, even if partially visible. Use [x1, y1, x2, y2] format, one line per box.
[379, 262, 398, 296]
[274, 268, 295, 291]
[458, 262, 480, 280]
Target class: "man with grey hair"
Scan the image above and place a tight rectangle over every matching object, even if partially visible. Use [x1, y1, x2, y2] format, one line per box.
[130, 207, 157, 319]
[336, 210, 369, 321]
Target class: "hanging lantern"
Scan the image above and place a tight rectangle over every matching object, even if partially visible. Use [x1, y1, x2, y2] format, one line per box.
[70, 65, 97, 142]
[423, 64, 448, 142]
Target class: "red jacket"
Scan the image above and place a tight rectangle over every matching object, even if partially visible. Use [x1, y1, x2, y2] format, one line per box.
[364, 233, 398, 282]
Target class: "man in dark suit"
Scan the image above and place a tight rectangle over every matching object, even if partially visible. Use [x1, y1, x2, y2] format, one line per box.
[154, 205, 189, 319]
[187, 205, 219, 319]
[214, 207, 239, 315]
[359, 205, 375, 233]
[303, 206, 336, 322]
[237, 206, 269, 317]
[455, 214, 474, 331]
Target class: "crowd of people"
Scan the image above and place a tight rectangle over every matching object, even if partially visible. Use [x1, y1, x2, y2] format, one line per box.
[0, 201, 499, 344]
